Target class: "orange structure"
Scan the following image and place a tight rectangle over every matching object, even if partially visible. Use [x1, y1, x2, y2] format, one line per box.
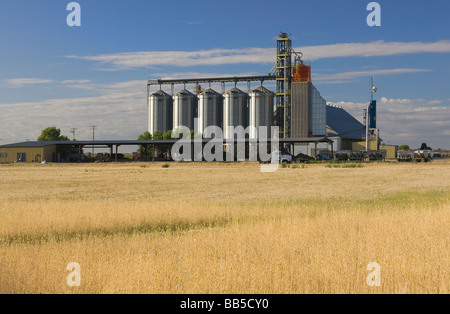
[293, 64, 311, 82]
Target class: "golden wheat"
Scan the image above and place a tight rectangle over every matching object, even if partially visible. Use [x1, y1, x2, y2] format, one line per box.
[0, 162, 449, 293]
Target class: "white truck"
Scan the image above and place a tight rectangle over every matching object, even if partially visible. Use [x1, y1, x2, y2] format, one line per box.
[271, 150, 292, 164]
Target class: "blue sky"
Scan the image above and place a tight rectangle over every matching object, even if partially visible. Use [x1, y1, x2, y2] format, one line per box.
[0, 0, 449, 149]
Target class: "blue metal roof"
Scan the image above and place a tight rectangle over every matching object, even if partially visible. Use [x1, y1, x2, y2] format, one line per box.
[326, 106, 365, 140]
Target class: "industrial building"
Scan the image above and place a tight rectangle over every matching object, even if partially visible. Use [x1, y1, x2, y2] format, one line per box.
[146, 32, 366, 160]
[0, 142, 57, 163]
[1, 33, 391, 163]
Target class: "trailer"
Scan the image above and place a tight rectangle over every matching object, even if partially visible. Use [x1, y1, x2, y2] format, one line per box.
[413, 150, 433, 162]
[397, 150, 414, 162]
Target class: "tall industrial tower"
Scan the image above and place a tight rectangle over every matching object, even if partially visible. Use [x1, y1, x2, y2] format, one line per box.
[274, 33, 292, 138]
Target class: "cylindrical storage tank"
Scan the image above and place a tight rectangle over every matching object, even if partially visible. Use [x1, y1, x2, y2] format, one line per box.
[223, 87, 249, 140]
[249, 86, 275, 139]
[197, 88, 223, 135]
[173, 89, 198, 131]
[148, 90, 173, 135]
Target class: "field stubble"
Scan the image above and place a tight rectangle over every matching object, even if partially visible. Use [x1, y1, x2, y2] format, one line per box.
[0, 162, 448, 294]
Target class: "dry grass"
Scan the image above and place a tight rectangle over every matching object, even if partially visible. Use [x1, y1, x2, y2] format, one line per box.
[0, 162, 449, 294]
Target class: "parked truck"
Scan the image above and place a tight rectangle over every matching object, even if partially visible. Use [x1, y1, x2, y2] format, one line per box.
[398, 143, 433, 162]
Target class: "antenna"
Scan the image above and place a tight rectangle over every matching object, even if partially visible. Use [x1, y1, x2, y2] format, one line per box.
[366, 76, 377, 151]
[370, 76, 377, 102]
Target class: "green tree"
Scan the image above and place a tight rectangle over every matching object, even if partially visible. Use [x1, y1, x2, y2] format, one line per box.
[399, 144, 410, 151]
[163, 130, 172, 140]
[152, 131, 163, 140]
[161, 130, 174, 159]
[137, 131, 152, 159]
[38, 127, 70, 141]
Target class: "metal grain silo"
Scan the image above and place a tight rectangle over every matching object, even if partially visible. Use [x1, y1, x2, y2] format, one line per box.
[197, 88, 223, 134]
[223, 87, 249, 140]
[148, 90, 173, 135]
[249, 86, 274, 139]
[173, 89, 198, 131]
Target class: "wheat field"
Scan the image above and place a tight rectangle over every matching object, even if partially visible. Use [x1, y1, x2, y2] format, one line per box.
[0, 161, 448, 294]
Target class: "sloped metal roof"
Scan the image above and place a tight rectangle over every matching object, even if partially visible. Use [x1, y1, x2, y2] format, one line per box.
[224, 87, 246, 95]
[250, 85, 274, 95]
[199, 88, 221, 95]
[0, 141, 60, 147]
[150, 90, 171, 97]
[326, 105, 365, 140]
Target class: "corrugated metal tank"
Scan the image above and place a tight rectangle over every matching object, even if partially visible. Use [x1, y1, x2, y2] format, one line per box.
[148, 90, 173, 135]
[249, 86, 274, 139]
[173, 89, 198, 131]
[291, 82, 309, 138]
[223, 87, 249, 140]
[197, 88, 223, 134]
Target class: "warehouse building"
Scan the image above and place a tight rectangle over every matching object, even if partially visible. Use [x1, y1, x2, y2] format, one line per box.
[0, 142, 58, 163]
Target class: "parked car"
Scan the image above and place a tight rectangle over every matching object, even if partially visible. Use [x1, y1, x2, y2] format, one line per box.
[259, 150, 293, 164]
[316, 153, 332, 161]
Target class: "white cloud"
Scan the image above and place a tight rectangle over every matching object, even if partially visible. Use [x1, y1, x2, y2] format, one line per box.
[2, 78, 55, 88]
[314, 68, 432, 84]
[0, 80, 147, 143]
[328, 97, 450, 148]
[66, 40, 450, 70]
[61, 80, 92, 85]
[1, 75, 449, 150]
[185, 21, 202, 25]
[67, 48, 273, 70]
[300, 40, 450, 61]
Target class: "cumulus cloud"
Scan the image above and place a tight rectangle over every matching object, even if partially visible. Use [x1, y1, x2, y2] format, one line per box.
[1, 74, 449, 150]
[0, 80, 147, 143]
[66, 40, 450, 70]
[328, 97, 450, 149]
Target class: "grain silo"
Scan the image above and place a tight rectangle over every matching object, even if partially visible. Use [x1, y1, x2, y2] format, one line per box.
[173, 89, 198, 131]
[223, 87, 249, 140]
[249, 86, 274, 139]
[197, 88, 223, 135]
[148, 90, 173, 135]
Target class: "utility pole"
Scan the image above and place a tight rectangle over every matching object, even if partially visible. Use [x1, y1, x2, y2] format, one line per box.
[366, 77, 377, 152]
[70, 128, 78, 141]
[90, 125, 97, 155]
